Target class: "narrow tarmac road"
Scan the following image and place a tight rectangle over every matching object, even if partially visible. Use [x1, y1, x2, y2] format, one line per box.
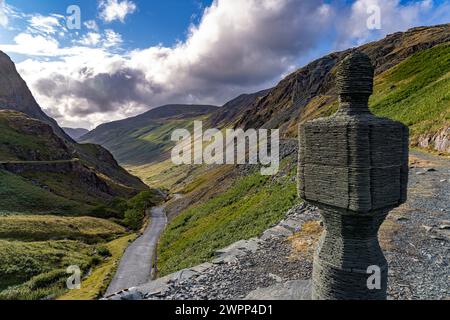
[105, 205, 167, 296]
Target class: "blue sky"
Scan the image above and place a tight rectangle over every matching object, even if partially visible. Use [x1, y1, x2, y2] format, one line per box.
[0, 0, 449, 128]
[2, 0, 215, 60]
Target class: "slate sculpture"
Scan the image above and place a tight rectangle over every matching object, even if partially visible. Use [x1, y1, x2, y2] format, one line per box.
[298, 51, 409, 300]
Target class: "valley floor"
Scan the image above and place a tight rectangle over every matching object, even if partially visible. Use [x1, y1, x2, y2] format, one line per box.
[128, 150, 449, 300]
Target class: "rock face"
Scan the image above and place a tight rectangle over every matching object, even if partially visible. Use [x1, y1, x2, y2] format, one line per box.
[298, 52, 409, 300]
[209, 90, 271, 128]
[0, 110, 73, 161]
[418, 127, 450, 153]
[0, 51, 72, 141]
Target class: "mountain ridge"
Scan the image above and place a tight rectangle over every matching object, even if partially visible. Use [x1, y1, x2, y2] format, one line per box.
[81, 104, 219, 165]
[233, 24, 450, 136]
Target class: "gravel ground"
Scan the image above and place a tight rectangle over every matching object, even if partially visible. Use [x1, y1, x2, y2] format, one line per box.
[146, 151, 449, 301]
[385, 151, 449, 300]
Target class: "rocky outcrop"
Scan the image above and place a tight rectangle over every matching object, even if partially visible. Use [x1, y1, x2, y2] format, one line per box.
[418, 127, 450, 153]
[0, 110, 73, 161]
[0, 159, 113, 197]
[0, 51, 72, 141]
[209, 90, 270, 128]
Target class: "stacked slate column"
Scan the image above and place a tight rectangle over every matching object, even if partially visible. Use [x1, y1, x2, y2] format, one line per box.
[298, 52, 409, 300]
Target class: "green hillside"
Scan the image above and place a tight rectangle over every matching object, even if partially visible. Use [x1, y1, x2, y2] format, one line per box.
[81, 104, 217, 165]
[0, 170, 91, 215]
[370, 43, 450, 140]
[0, 215, 127, 297]
[0, 111, 151, 216]
[0, 239, 93, 295]
[0, 110, 71, 161]
[0, 189, 162, 300]
[157, 158, 299, 275]
[0, 215, 126, 243]
[84, 119, 199, 165]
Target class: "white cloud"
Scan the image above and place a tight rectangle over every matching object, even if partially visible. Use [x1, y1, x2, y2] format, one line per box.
[337, 0, 450, 47]
[73, 29, 123, 49]
[1, 32, 60, 56]
[28, 14, 62, 35]
[84, 20, 99, 31]
[77, 32, 102, 46]
[0, 0, 8, 28]
[99, 0, 137, 23]
[75, 29, 123, 48]
[103, 29, 123, 47]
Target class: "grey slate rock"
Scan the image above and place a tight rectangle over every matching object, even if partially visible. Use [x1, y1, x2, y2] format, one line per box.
[245, 280, 312, 300]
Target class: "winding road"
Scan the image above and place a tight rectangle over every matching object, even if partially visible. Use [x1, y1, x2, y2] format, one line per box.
[105, 205, 167, 296]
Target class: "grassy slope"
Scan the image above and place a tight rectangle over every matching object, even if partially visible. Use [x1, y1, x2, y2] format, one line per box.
[0, 112, 68, 161]
[116, 119, 196, 164]
[370, 43, 450, 139]
[83, 115, 210, 165]
[157, 159, 299, 275]
[0, 187, 164, 299]
[0, 170, 91, 215]
[126, 159, 183, 191]
[0, 215, 128, 299]
[0, 111, 148, 216]
[58, 234, 136, 300]
[0, 240, 93, 294]
[297, 43, 450, 142]
[0, 215, 126, 243]
[19, 171, 113, 207]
